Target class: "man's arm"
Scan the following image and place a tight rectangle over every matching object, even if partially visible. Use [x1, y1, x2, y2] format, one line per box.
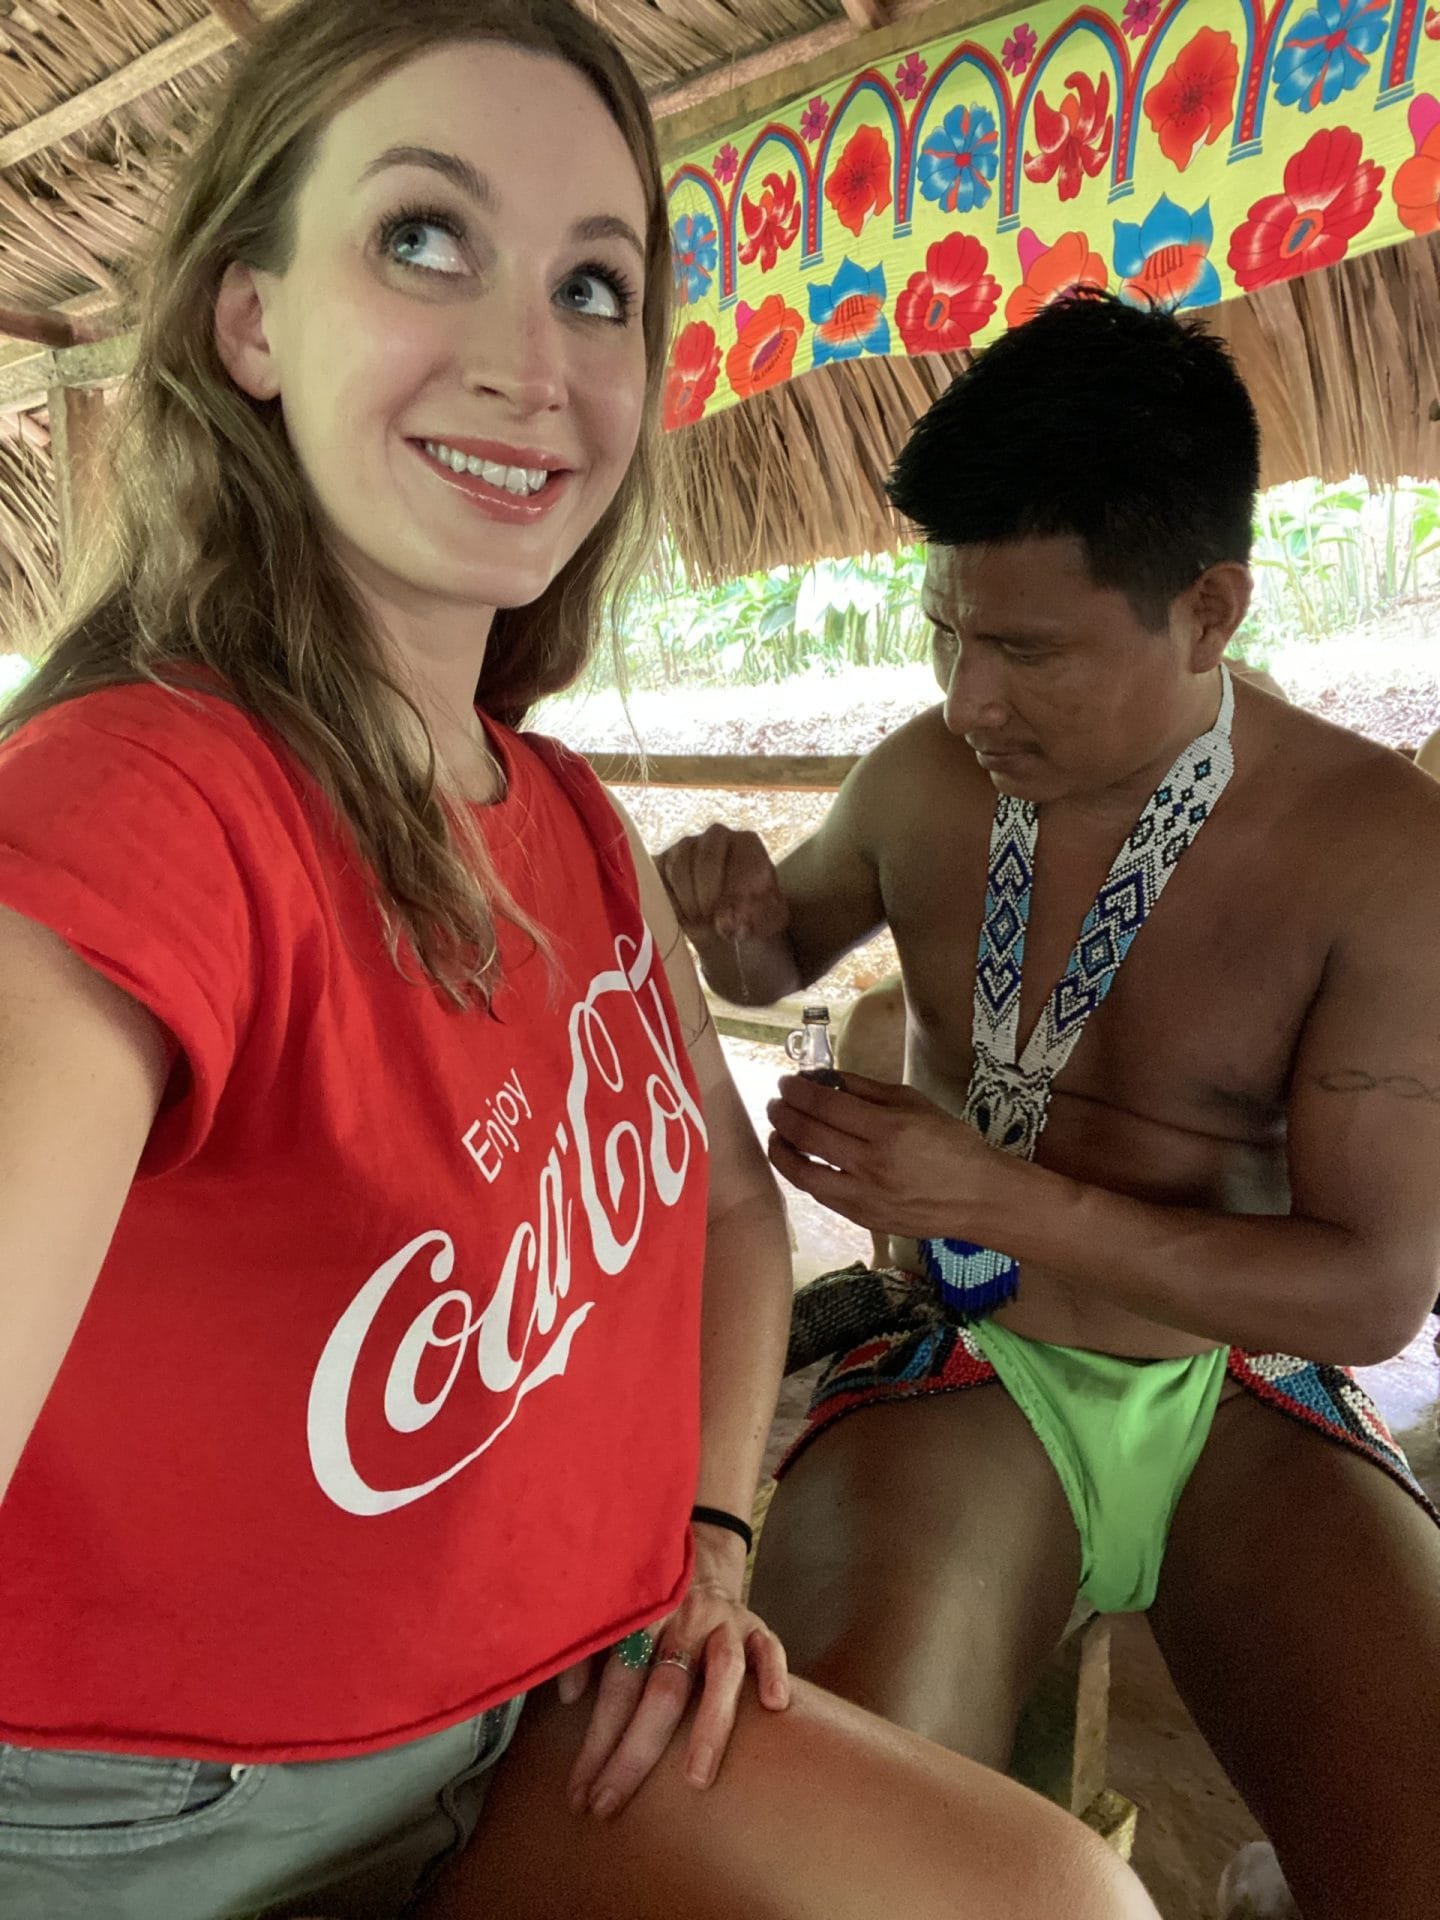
[655, 751, 888, 1007]
[770, 792, 1440, 1364]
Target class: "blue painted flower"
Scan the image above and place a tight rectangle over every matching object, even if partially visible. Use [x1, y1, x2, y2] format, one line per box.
[671, 211, 718, 305]
[917, 104, 1000, 215]
[808, 257, 890, 366]
[1273, 0, 1390, 113]
[1113, 195, 1222, 310]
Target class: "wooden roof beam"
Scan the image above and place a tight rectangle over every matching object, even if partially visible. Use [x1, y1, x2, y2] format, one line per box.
[0, 306, 99, 350]
[0, 329, 135, 415]
[0, 3, 299, 171]
[653, 0, 1011, 149]
[0, 290, 120, 387]
[0, 0, 1028, 177]
[0, 19, 233, 170]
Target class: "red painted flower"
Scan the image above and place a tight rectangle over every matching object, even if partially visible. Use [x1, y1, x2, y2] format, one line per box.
[1024, 72, 1113, 202]
[895, 53, 928, 101]
[800, 96, 830, 143]
[1004, 227, 1108, 328]
[1427, 6, 1440, 38]
[1002, 23, 1038, 75]
[1123, 0, 1163, 36]
[1227, 125, 1383, 291]
[1143, 27, 1239, 172]
[663, 321, 720, 431]
[895, 232, 1001, 356]
[726, 295, 805, 399]
[824, 124, 893, 238]
[713, 142, 738, 185]
[739, 172, 801, 272]
[1394, 96, 1440, 236]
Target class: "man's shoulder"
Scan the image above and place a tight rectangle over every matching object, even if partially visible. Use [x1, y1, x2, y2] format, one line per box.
[846, 702, 986, 812]
[1261, 697, 1440, 833]
[1251, 701, 1440, 923]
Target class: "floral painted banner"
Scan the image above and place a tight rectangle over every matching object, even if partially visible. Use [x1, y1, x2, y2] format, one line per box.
[662, 0, 1440, 429]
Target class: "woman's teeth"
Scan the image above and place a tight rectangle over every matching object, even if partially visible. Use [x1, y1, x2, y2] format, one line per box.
[423, 442, 550, 495]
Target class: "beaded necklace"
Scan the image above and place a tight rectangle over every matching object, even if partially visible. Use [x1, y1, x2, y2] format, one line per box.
[918, 669, 1236, 1319]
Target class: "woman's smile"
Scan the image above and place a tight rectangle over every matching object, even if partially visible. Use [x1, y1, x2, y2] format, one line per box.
[413, 435, 575, 524]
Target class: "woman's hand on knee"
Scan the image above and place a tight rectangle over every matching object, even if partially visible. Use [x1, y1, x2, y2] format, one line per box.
[559, 1533, 790, 1820]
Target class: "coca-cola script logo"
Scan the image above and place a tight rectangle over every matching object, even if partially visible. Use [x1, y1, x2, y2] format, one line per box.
[307, 927, 706, 1516]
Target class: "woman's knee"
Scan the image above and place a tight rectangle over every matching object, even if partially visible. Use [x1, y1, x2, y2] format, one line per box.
[451, 1678, 1154, 1919]
[988, 1802, 1158, 1920]
[701, 1681, 1153, 1920]
[769, 1685, 1157, 1920]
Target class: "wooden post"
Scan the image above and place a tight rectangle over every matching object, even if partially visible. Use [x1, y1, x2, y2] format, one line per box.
[1009, 1615, 1125, 1825]
[840, 0, 892, 26]
[1070, 1616, 1113, 1816]
[208, 0, 264, 38]
[47, 382, 110, 577]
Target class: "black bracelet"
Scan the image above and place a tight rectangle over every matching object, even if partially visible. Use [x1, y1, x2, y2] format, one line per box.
[691, 1504, 754, 1553]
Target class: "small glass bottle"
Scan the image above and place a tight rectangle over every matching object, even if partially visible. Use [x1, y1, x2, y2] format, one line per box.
[784, 1004, 842, 1086]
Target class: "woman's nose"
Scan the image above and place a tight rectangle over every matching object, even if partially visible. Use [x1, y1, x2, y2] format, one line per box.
[461, 284, 567, 417]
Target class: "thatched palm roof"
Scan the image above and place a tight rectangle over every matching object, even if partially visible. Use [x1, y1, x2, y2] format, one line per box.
[684, 227, 1440, 578]
[1, 0, 1438, 627]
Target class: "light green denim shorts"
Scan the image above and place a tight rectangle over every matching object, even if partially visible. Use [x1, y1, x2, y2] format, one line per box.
[0, 1695, 524, 1920]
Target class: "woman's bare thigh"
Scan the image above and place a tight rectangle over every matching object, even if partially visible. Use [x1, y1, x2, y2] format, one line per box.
[419, 1678, 1154, 1920]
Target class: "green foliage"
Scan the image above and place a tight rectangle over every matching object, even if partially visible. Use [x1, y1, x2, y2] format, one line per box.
[6, 483, 1430, 708]
[588, 479, 1440, 694]
[597, 547, 933, 693]
[1235, 479, 1440, 666]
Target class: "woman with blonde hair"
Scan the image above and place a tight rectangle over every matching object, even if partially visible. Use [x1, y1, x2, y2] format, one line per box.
[0, 5, 1154, 1916]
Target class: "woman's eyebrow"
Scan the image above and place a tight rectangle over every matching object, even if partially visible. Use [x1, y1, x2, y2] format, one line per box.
[359, 145, 643, 260]
[360, 144, 494, 204]
[571, 212, 645, 260]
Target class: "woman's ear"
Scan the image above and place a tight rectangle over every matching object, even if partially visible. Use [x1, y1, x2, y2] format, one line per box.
[214, 262, 282, 401]
[1180, 562, 1253, 671]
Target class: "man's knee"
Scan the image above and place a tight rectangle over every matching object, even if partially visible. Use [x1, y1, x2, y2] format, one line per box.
[835, 975, 905, 1082]
[752, 1436, 1079, 1764]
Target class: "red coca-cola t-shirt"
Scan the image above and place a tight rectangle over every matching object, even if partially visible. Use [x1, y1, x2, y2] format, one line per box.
[0, 684, 707, 1761]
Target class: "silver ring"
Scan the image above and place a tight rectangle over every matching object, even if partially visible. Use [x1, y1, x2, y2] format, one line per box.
[654, 1648, 695, 1676]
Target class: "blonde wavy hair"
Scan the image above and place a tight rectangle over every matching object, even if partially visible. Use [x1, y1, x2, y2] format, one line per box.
[4, 0, 673, 1004]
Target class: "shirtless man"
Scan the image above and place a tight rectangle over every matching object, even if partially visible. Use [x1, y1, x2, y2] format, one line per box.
[658, 296, 1440, 1920]
[832, 665, 1284, 1264]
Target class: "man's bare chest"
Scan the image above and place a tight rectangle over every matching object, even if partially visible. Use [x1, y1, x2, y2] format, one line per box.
[881, 804, 1327, 1135]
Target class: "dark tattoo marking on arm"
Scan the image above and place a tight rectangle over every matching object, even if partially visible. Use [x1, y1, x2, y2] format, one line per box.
[1315, 1069, 1440, 1104]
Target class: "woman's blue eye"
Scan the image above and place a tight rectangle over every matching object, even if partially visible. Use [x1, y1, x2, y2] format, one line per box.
[558, 270, 629, 322]
[386, 218, 465, 276]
